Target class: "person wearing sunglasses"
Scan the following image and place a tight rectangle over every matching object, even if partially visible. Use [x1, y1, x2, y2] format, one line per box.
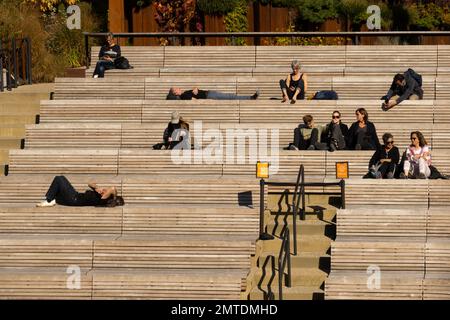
[400, 131, 431, 179]
[366, 133, 400, 179]
[279, 60, 308, 104]
[323, 111, 349, 152]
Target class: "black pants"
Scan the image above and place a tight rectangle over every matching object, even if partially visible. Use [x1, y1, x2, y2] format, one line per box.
[328, 123, 346, 150]
[356, 132, 376, 150]
[45, 176, 79, 206]
[279, 79, 305, 100]
[378, 162, 397, 177]
[294, 128, 320, 150]
[93, 60, 115, 78]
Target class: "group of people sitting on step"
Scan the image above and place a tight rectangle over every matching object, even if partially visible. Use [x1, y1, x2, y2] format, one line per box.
[288, 107, 447, 180]
[288, 108, 378, 152]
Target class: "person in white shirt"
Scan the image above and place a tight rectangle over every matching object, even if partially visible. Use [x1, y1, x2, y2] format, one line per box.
[400, 131, 431, 179]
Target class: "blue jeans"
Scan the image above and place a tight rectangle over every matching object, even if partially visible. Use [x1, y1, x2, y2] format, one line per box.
[93, 60, 115, 78]
[206, 90, 252, 100]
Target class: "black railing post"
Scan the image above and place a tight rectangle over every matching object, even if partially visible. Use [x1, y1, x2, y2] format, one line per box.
[259, 179, 274, 241]
[340, 179, 346, 209]
[84, 33, 90, 68]
[6, 51, 12, 91]
[301, 167, 306, 220]
[286, 229, 291, 288]
[0, 42, 3, 92]
[26, 38, 32, 84]
[12, 38, 18, 88]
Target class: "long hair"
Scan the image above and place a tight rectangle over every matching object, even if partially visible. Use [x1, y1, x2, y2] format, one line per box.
[104, 196, 125, 207]
[355, 108, 368, 122]
[410, 131, 428, 148]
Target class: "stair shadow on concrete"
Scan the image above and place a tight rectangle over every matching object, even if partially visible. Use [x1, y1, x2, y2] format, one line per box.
[270, 189, 291, 238]
[256, 255, 276, 300]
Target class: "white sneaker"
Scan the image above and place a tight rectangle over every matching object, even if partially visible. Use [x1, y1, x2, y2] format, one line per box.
[36, 199, 56, 207]
[93, 74, 99, 78]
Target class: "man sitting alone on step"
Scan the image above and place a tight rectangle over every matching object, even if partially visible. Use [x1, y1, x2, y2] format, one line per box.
[381, 69, 423, 111]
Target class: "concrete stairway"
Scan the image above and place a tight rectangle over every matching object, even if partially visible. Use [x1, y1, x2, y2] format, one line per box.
[0, 83, 53, 175]
[249, 194, 337, 300]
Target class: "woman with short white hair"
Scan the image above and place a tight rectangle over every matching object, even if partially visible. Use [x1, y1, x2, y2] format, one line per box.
[279, 59, 308, 104]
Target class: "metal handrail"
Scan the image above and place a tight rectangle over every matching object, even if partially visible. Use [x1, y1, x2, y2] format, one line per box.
[278, 227, 291, 300]
[0, 37, 32, 92]
[290, 164, 304, 255]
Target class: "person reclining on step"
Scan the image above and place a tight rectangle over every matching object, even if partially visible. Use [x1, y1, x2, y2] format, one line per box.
[166, 87, 259, 100]
[365, 133, 400, 179]
[36, 176, 124, 207]
[290, 114, 327, 150]
[381, 70, 423, 110]
[93, 33, 121, 78]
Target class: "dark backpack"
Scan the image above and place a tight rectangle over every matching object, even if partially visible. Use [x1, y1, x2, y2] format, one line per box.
[405, 68, 422, 87]
[114, 56, 133, 69]
[313, 90, 339, 100]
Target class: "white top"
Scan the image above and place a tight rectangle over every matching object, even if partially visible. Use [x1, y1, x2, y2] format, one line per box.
[405, 145, 431, 166]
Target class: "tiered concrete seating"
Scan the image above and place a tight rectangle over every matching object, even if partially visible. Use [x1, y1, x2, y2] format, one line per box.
[331, 238, 425, 272]
[326, 271, 424, 300]
[53, 78, 145, 100]
[328, 181, 450, 300]
[9, 149, 450, 179]
[255, 45, 345, 76]
[0, 175, 262, 207]
[40, 100, 143, 123]
[86, 45, 447, 78]
[336, 208, 427, 238]
[0, 206, 258, 237]
[332, 76, 435, 100]
[53, 76, 450, 100]
[88, 46, 163, 78]
[24, 122, 437, 151]
[344, 45, 438, 76]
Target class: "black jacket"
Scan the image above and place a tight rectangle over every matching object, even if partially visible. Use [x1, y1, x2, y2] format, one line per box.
[385, 71, 423, 104]
[369, 145, 400, 169]
[347, 121, 381, 150]
[99, 44, 121, 59]
[323, 121, 349, 143]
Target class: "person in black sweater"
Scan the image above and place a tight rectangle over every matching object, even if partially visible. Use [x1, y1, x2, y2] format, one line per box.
[166, 87, 259, 100]
[347, 108, 380, 150]
[36, 176, 124, 207]
[323, 111, 349, 152]
[93, 33, 121, 78]
[367, 133, 400, 179]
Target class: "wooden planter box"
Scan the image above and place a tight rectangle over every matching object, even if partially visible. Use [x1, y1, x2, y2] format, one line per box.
[204, 15, 226, 46]
[64, 67, 86, 78]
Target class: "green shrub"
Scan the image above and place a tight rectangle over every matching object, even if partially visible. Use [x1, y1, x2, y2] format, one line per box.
[197, 0, 239, 15]
[296, 0, 338, 25]
[337, 0, 369, 30]
[224, 0, 248, 45]
[0, 0, 101, 82]
[408, 3, 447, 31]
[46, 2, 101, 68]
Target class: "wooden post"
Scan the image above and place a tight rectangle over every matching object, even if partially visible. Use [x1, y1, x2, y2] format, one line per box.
[109, 0, 126, 45]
